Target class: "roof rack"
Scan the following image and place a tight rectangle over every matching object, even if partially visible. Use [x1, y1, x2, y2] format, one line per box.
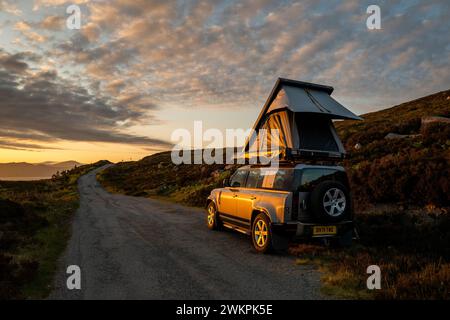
[286, 148, 345, 160]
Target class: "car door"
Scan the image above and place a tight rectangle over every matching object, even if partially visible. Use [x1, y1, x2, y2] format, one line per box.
[218, 169, 248, 218]
[235, 169, 262, 227]
[218, 188, 236, 215]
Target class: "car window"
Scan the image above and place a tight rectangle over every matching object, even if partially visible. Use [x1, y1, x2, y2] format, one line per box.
[301, 168, 336, 187]
[260, 169, 296, 191]
[229, 169, 248, 188]
[260, 169, 276, 189]
[273, 169, 295, 190]
[245, 169, 264, 189]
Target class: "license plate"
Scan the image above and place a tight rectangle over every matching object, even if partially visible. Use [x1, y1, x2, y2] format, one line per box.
[313, 226, 337, 235]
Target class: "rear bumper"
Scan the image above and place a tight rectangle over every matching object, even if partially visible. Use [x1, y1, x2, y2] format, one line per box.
[271, 220, 353, 238]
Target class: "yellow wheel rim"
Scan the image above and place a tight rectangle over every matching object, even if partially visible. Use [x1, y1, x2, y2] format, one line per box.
[254, 219, 268, 247]
[207, 205, 215, 226]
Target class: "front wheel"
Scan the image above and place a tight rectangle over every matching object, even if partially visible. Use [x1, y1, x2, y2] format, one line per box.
[206, 202, 221, 230]
[251, 213, 273, 253]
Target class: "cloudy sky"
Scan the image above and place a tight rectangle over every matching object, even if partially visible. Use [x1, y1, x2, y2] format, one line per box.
[0, 0, 449, 163]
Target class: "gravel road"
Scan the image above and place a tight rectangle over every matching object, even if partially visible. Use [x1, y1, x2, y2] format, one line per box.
[50, 166, 324, 299]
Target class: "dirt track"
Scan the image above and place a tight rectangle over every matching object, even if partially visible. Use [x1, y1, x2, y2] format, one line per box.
[50, 166, 323, 299]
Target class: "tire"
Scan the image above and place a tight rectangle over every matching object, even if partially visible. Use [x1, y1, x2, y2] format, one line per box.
[206, 202, 222, 230]
[310, 181, 350, 222]
[251, 213, 273, 253]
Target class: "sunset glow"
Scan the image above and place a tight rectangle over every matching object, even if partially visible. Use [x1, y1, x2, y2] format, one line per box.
[1, 0, 449, 163]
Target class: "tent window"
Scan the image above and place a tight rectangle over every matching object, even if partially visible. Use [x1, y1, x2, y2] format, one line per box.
[295, 114, 338, 152]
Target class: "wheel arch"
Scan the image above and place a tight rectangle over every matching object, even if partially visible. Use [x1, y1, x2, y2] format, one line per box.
[251, 208, 272, 225]
[205, 194, 218, 209]
[205, 198, 213, 209]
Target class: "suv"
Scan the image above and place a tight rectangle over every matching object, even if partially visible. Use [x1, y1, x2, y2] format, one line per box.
[206, 164, 353, 253]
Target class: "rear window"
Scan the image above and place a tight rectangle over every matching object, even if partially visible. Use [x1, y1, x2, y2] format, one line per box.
[300, 168, 337, 188]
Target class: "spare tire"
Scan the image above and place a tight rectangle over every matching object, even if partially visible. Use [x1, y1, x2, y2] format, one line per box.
[310, 181, 350, 222]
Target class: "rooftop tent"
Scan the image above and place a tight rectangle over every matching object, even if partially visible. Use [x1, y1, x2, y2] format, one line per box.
[243, 78, 362, 161]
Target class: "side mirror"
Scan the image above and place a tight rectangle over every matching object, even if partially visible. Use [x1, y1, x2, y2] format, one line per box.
[223, 178, 230, 187]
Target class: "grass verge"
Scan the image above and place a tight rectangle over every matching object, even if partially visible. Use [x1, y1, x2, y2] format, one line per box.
[290, 207, 450, 299]
[0, 160, 109, 299]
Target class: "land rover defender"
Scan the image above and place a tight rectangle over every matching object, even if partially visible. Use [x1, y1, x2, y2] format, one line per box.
[206, 164, 353, 253]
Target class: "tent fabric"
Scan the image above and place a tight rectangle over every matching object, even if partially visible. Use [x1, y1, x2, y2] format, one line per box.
[243, 78, 362, 160]
[245, 110, 345, 155]
[268, 111, 293, 148]
[267, 86, 361, 120]
[247, 111, 291, 153]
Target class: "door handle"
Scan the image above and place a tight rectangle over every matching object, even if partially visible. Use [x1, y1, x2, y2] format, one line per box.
[250, 197, 256, 200]
[233, 195, 238, 198]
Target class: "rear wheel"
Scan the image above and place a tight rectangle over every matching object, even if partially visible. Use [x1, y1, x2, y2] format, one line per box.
[251, 213, 273, 253]
[310, 181, 350, 222]
[206, 202, 221, 230]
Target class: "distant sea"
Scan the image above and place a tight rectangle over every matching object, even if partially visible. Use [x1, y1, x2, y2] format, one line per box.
[0, 176, 51, 181]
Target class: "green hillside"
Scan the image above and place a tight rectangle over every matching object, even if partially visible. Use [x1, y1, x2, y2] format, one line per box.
[335, 89, 450, 209]
[98, 150, 239, 206]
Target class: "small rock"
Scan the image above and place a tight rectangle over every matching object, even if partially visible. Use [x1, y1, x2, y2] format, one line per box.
[421, 116, 450, 125]
[385, 133, 408, 139]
